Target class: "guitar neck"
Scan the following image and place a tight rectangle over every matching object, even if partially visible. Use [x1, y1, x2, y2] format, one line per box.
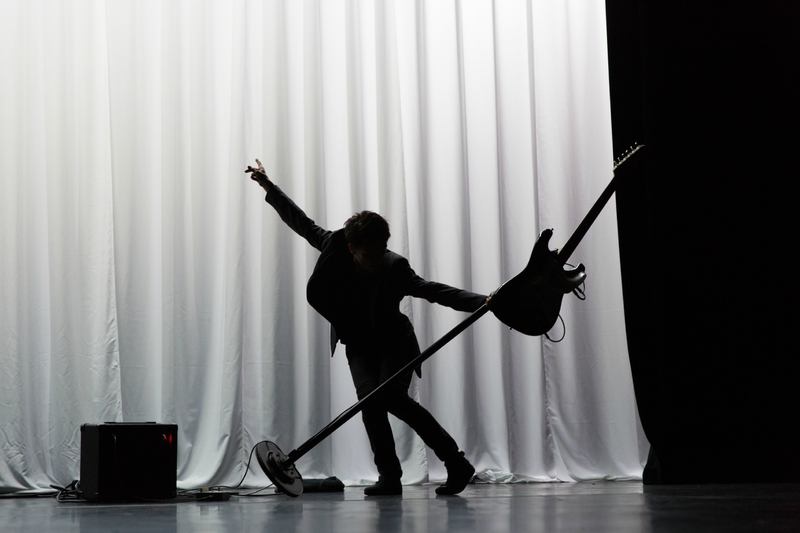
[555, 144, 644, 264]
[556, 172, 622, 264]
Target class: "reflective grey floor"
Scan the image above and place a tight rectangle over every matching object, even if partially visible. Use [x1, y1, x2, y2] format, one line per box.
[3, 482, 799, 532]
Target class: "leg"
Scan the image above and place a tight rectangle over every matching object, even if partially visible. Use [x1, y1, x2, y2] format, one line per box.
[379, 385, 461, 464]
[382, 392, 474, 495]
[377, 337, 475, 495]
[359, 401, 403, 481]
[346, 345, 403, 493]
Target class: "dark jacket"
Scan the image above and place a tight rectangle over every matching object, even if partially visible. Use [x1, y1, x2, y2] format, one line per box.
[265, 183, 486, 354]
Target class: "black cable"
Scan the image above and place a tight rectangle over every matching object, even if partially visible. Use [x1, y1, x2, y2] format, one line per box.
[51, 481, 82, 502]
[232, 442, 260, 488]
[572, 285, 586, 300]
[207, 442, 266, 490]
[183, 442, 275, 496]
[562, 262, 587, 301]
[0, 491, 57, 499]
[540, 262, 586, 343]
[240, 485, 279, 497]
[544, 314, 567, 343]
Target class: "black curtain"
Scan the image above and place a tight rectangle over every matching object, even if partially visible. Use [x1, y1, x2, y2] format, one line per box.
[606, 0, 800, 483]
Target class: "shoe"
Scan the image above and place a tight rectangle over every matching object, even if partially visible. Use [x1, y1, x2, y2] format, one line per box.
[435, 456, 475, 496]
[364, 477, 403, 496]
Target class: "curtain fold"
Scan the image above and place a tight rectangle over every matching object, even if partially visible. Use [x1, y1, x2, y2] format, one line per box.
[1, 0, 122, 491]
[0, 0, 646, 492]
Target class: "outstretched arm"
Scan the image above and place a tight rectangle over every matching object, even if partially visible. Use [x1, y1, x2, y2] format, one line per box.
[396, 257, 487, 312]
[245, 159, 331, 252]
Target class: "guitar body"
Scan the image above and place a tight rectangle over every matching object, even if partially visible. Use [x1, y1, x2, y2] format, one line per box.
[489, 229, 586, 336]
[488, 144, 642, 337]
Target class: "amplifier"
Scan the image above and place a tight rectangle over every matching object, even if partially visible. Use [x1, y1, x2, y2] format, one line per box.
[80, 423, 178, 502]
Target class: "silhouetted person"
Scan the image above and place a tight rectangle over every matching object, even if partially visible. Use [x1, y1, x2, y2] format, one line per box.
[246, 159, 484, 496]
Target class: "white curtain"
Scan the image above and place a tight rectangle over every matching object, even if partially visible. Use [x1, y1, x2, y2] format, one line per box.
[0, 0, 647, 491]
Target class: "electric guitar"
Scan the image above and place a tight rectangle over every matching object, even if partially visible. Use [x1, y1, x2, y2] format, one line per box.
[489, 144, 645, 335]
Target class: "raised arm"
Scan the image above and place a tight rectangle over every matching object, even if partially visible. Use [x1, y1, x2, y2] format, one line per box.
[246, 159, 331, 252]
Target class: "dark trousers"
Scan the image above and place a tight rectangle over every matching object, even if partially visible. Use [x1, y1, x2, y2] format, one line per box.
[346, 335, 461, 480]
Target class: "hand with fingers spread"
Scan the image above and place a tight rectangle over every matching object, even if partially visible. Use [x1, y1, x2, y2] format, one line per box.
[245, 158, 272, 192]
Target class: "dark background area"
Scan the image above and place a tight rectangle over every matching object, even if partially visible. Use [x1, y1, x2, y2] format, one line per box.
[606, 1, 799, 483]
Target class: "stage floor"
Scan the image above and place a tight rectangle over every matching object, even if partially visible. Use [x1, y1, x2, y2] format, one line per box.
[2, 481, 799, 532]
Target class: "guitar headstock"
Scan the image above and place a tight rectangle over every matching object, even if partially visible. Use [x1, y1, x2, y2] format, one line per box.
[613, 143, 645, 171]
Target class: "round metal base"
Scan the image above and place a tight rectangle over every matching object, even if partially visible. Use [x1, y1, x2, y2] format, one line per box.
[255, 440, 303, 497]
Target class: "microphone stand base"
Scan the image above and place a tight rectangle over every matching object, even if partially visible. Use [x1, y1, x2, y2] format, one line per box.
[255, 441, 303, 497]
